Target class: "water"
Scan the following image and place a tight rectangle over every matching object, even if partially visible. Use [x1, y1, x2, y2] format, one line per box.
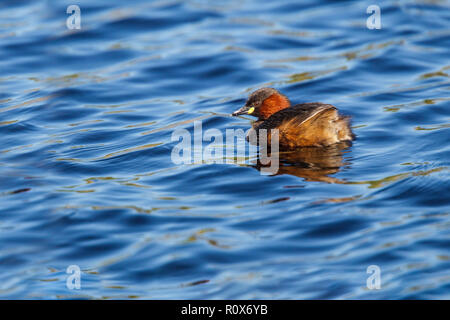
[0, 0, 449, 299]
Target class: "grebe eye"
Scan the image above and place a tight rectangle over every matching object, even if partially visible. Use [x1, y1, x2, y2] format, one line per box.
[248, 107, 255, 114]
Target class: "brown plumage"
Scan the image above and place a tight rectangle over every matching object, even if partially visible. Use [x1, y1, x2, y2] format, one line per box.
[232, 88, 354, 149]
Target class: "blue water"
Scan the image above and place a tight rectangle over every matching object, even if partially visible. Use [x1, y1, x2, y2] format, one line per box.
[0, 0, 449, 299]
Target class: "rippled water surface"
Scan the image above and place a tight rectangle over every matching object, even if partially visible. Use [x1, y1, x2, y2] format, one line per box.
[0, 0, 449, 299]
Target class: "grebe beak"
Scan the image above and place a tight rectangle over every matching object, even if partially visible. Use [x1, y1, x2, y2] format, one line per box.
[232, 105, 253, 116]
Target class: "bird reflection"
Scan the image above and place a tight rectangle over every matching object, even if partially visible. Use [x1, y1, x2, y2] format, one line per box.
[253, 141, 352, 183]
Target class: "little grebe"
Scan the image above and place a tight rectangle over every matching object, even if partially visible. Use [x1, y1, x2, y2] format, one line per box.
[232, 88, 354, 149]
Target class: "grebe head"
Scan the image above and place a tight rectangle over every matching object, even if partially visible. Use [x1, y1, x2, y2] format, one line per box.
[232, 87, 290, 120]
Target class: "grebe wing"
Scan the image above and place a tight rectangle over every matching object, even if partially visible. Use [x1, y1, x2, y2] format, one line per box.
[256, 103, 336, 131]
